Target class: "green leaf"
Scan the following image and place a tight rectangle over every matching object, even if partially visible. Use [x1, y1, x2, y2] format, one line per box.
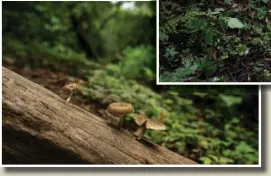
[159, 30, 169, 41]
[218, 157, 234, 164]
[219, 94, 242, 106]
[227, 18, 244, 29]
[236, 142, 255, 153]
[200, 157, 212, 164]
[203, 28, 215, 44]
[219, 18, 228, 31]
[165, 47, 179, 59]
[231, 118, 240, 124]
[193, 92, 207, 98]
[224, 0, 233, 4]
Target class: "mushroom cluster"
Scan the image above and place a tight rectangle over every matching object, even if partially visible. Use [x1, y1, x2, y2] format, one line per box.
[63, 82, 79, 102]
[61, 82, 168, 141]
[133, 114, 167, 140]
[107, 102, 134, 128]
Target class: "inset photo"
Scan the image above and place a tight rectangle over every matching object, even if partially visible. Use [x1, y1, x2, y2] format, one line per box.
[158, 1, 271, 84]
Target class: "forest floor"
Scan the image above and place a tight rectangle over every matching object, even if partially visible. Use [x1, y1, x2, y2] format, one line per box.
[159, 1, 271, 82]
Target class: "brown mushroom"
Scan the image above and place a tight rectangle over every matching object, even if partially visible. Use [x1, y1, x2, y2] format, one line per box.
[146, 119, 167, 130]
[63, 82, 79, 102]
[133, 114, 167, 140]
[134, 114, 148, 126]
[107, 102, 134, 128]
[133, 114, 148, 139]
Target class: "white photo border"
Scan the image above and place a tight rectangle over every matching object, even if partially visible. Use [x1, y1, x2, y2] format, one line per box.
[0, 0, 262, 167]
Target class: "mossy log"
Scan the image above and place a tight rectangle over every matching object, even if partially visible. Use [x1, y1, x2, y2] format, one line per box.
[2, 66, 197, 164]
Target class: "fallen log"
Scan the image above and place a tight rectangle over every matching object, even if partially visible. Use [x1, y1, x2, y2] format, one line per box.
[2, 66, 197, 164]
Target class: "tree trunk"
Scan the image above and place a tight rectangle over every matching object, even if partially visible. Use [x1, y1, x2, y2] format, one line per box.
[2, 66, 197, 164]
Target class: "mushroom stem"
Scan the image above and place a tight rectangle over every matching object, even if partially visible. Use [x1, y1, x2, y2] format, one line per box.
[119, 115, 124, 128]
[66, 91, 73, 102]
[133, 126, 146, 140]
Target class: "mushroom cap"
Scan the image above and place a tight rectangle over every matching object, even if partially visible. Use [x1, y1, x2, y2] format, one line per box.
[135, 114, 148, 126]
[63, 83, 79, 91]
[107, 102, 134, 116]
[145, 119, 167, 130]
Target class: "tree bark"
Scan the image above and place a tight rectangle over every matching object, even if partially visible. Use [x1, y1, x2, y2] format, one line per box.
[2, 66, 197, 165]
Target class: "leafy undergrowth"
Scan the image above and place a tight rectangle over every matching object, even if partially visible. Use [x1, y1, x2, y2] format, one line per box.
[159, 0, 271, 82]
[81, 69, 258, 164]
[3, 40, 258, 164]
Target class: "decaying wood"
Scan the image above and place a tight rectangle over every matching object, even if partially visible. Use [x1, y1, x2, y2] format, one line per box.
[2, 66, 197, 164]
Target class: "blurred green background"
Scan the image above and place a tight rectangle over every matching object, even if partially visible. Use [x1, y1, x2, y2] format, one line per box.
[2, 1, 259, 164]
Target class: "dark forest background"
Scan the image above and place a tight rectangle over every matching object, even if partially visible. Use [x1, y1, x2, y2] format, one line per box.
[159, 0, 271, 82]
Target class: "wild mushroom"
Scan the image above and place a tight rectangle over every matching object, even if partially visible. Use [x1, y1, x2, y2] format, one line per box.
[135, 114, 148, 126]
[107, 102, 134, 128]
[133, 114, 148, 139]
[63, 82, 79, 102]
[146, 119, 167, 130]
[133, 114, 167, 140]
